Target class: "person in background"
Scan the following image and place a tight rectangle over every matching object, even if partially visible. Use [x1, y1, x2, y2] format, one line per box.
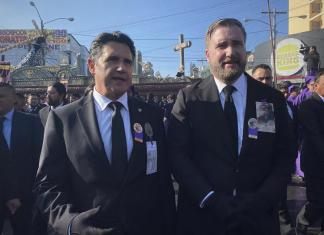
[39, 82, 67, 126]
[15, 93, 26, 112]
[293, 75, 316, 107]
[287, 85, 299, 104]
[297, 71, 324, 235]
[0, 83, 43, 235]
[303, 46, 320, 76]
[25, 93, 46, 115]
[252, 64, 273, 87]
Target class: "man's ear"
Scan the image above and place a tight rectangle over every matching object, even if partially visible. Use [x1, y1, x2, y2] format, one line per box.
[205, 48, 210, 63]
[87, 57, 95, 75]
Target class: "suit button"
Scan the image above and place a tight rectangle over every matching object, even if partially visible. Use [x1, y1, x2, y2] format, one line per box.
[235, 169, 239, 173]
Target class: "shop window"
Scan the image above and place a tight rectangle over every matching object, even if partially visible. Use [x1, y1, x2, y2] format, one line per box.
[311, 2, 322, 13]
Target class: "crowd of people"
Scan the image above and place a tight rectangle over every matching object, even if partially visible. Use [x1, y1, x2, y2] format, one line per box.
[0, 18, 323, 235]
[252, 63, 324, 234]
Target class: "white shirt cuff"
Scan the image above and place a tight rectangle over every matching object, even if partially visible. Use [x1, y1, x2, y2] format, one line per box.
[199, 191, 215, 208]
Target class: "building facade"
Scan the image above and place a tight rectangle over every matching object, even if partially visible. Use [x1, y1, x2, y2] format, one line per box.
[0, 29, 89, 75]
[289, 0, 324, 34]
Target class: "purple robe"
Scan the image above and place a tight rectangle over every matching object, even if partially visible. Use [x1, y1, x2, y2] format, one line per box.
[293, 88, 313, 107]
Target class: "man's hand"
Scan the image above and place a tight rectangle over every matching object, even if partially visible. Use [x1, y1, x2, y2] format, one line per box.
[70, 207, 123, 235]
[204, 193, 238, 222]
[6, 198, 22, 215]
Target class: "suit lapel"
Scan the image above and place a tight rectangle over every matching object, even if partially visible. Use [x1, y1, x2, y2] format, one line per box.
[199, 78, 237, 160]
[240, 76, 257, 156]
[76, 93, 110, 169]
[125, 97, 147, 181]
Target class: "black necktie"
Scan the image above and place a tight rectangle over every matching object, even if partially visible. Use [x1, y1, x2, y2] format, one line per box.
[223, 85, 238, 157]
[0, 116, 10, 155]
[109, 102, 128, 183]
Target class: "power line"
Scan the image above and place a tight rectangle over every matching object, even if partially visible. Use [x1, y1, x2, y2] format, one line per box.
[71, 0, 256, 34]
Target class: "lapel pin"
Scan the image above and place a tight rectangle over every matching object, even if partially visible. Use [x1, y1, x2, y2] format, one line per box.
[248, 118, 258, 139]
[133, 123, 143, 143]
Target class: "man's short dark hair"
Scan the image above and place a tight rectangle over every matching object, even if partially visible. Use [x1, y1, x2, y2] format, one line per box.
[206, 18, 246, 46]
[252, 64, 272, 75]
[51, 82, 66, 96]
[277, 81, 292, 90]
[315, 71, 324, 83]
[90, 31, 136, 61]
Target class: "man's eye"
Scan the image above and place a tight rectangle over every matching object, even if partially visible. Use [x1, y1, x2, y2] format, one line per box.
[217, 43, 227, 49]
[124, 59, 133, 65]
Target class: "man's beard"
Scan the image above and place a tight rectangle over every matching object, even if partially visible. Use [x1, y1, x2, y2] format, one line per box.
[47, 98, 60, 107]
[210, 58, 246, 85]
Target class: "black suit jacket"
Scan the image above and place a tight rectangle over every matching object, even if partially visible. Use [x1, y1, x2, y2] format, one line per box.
[7, 111, 43, 203]
[0, 110, 43, 204]
[0, 111, 43, 231]
[34, 92, 176, 235]
[298, 92, 324, 177]
[167, 75, 293, 235]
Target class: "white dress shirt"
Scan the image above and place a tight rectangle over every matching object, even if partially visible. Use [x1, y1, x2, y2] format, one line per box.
[214, 73, 247, 154]
[1, 108, 14, 150]
[93, 88, 133, 162]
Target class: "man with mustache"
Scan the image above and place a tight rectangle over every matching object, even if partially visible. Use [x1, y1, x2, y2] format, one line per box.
[34, 32, 176, 235]
[167, 18, 293, 235]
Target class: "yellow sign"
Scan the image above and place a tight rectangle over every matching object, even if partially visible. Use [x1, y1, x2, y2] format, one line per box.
[274, 38, 304, 76]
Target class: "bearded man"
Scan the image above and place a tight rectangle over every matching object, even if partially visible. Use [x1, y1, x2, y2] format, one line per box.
[167, 18, 293, 235]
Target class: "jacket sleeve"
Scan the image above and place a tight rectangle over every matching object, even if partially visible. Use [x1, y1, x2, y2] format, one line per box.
[167, 89, 213, 204]
[298, 100, 324, 162]
[33, 111, 78, 234]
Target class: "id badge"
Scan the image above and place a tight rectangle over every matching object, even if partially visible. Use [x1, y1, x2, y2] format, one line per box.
[146, 141, 157, 175]
[256, 101, 276, 133]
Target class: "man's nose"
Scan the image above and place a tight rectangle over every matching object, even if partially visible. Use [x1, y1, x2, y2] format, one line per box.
[225, 46, 235, 56]
[116, 60, 127, 72]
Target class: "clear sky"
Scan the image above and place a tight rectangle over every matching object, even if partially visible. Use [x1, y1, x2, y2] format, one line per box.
[1, 0, 290, 77]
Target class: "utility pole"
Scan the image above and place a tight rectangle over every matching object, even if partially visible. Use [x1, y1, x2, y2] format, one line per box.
[174, 34, 191, 77]
[262, 1, 286, 87]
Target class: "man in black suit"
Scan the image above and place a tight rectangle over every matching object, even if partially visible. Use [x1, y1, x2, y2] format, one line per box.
[39, 81, 67, 126]
[25, 93, 46, 115]
[252, 64, 273, 87]
[34, 32, 176, 235]
[167, 18, 293, 235]
[296, 71, 324, 235]
[0, 82, 43, 235]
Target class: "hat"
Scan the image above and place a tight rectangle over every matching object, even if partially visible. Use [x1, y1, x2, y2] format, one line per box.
[305, 75, 315, 84]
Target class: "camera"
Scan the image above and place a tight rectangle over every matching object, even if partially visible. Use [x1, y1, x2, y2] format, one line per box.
[299, 45, 310, 55]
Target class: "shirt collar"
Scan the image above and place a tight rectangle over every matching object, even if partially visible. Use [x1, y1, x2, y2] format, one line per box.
[213, 73, 247, 97]
[318, 93, 324, 102]
[3, 108, 14, 121]
[93, 87, 129, 111]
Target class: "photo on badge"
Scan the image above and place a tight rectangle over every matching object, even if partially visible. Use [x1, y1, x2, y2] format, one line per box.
[256, 101, 276, 133]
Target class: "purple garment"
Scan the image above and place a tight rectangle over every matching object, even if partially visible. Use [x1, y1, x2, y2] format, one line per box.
[305, 75, 315, 84]
[287, 95, 298, 103]
[293, 88, 313, 106]
[296, 151, 304, 177]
